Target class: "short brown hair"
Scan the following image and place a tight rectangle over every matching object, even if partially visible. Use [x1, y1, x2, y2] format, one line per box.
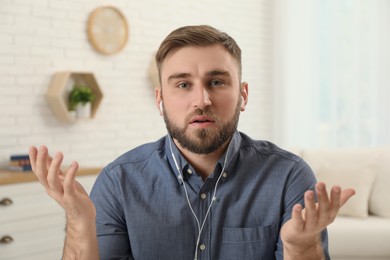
[155, 25, 242, 84]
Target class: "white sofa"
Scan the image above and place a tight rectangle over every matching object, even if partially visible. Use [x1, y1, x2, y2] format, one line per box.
[292, 147, 390, 260]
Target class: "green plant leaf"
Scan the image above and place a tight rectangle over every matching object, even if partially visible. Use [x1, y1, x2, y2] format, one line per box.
[68, 85, 95, 110]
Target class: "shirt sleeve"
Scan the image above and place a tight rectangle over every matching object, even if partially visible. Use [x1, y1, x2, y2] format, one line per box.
[274, 158, 331, 260]
[90, 167, 134, 259]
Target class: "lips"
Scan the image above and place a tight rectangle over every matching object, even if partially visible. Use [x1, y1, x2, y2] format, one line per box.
[190, 115, 215, 124]
[189, 115, 216, 128]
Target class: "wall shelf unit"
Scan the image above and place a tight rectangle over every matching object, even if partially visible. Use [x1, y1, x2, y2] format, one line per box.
[46, 71, 103, 123]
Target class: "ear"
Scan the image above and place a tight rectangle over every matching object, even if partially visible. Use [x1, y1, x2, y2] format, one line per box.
[155, 87, 163, 116]
[240, 82, 248, 112]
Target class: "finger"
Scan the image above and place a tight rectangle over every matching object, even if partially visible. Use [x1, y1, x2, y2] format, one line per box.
[47, 152, 65, 194]
[46, 154, 65, 178]
[329, 186, 341, 219]
[63, 161, 79, 195]
[316, 182, 331, 224]
[340, 188, 356, 207]
[291, 203, 304, 232]
[35, 145, 49, 188]
[46, 155, 53, 170]
[303, 190, 318, 230]
[28, 146, 38, 173]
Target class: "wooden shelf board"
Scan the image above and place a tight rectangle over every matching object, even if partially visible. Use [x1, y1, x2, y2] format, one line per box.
[0, 167, 101, 185]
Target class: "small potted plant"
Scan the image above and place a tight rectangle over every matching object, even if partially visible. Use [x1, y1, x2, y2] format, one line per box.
[68, 85, 95, 119]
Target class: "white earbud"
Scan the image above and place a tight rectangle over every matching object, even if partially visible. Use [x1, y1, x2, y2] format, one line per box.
[159, 101, 163, 113]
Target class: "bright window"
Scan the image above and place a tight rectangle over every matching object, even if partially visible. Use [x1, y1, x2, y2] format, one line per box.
[273, 0, 390, 148]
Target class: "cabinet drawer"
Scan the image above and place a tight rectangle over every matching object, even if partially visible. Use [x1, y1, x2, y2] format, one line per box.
[0, 194, 63, 223]
[0, 174, 98, 259]
[0, 175, 97, 222]
[1, 213, 65, 259]
[1, 249, 63, 260]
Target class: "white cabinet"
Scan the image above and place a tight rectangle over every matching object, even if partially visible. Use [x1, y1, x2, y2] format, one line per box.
[0, 174, 97, 260]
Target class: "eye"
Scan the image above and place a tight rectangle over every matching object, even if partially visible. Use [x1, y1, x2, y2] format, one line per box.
[210, 80, 224, 87]
[177, 82, 190, 89]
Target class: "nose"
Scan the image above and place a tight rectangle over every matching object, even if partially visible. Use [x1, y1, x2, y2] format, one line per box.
[193, 85, 212, 109]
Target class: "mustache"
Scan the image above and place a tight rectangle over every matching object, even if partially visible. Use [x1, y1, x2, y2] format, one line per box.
[193, 107, 215, 116]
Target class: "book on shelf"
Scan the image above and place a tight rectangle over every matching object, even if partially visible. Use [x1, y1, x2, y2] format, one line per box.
[6, 154, 32, 172]
[10, 154, 30, 161]
[6, 165, 32, 172]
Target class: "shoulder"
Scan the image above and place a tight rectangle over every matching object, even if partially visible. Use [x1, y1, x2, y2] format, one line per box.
[238, 133, 317, 193]
[103, 136, 166, 173]
[237, 132, 314, 182]
[238, 132, 303, 164]
[91, 136, 169, 201]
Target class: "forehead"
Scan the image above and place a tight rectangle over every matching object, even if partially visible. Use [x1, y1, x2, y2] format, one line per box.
[160, 45, 240, 82]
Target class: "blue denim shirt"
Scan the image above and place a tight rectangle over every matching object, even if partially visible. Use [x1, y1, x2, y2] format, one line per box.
[90, 131, 330, 260]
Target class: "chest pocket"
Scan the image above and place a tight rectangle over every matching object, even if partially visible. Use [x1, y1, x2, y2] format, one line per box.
[219, 224, 277, 260]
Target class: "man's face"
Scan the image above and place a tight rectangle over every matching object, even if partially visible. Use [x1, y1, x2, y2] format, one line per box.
[156, 45, 247, 154]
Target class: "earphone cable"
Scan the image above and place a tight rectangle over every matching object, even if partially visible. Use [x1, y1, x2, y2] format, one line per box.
[168, 135, 230, 260]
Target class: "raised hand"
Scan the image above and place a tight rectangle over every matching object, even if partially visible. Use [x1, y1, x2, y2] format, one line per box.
[281, 182, 355, 259]
[29, 146, 100, 259]
[29, 145, 96, 225]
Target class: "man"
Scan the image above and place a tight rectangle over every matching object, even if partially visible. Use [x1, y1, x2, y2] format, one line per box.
[29, 25, 355, 260]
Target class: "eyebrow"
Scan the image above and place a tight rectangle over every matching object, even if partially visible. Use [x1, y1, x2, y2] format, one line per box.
[167, 70, 231, 83]
[206, 70, 231, 77]
[167, 73, 191, 83]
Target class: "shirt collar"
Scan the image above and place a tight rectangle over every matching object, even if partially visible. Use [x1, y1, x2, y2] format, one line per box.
[165, 131, 242, 185]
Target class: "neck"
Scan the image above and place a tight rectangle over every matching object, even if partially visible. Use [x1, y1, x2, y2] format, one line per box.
[173, 139, 230, 180]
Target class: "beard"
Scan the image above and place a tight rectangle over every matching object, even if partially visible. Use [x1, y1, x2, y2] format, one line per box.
[163, 99, 241, 154]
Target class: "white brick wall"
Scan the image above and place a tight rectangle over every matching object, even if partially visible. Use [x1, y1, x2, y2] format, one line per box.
[0, 0, 274, 167]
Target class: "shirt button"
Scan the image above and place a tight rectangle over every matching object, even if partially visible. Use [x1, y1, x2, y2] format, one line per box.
[200, 193, 207, 200]
[187, 169, 193, 174]
[199, 244, 206, 251]
[222, 172, 227, 178]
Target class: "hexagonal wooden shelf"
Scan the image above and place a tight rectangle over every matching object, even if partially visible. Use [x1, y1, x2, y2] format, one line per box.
[46, 71, 103, 123]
